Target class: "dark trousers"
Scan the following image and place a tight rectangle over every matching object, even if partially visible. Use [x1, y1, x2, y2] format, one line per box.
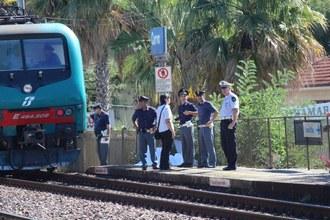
[97, 134, 108, 165]
[159, 130, 173, 170]
[180, 126, 194, 165]
[220, 119, 237, 168]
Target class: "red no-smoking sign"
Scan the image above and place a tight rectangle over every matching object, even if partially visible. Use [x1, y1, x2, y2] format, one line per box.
[157, 67, 169, 79]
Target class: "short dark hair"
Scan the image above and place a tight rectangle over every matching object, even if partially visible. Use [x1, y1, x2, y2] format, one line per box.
[160, 93, 170, 105]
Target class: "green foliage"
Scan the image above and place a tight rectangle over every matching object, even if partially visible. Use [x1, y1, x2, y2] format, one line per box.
[233, 60, 298, 167]
[235, 60, 258, 96]
[208, 92, 222, 108]
[0, 0, 15, 5]
[235, 60, 295, 118]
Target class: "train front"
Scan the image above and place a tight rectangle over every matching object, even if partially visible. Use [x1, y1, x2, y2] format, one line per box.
[0, 23, 87, 170]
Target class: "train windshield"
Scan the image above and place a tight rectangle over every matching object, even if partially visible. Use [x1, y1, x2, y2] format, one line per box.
[0, 40, 24, 71]
[24, 38, 66, 70]
[0, 37, 67, 71]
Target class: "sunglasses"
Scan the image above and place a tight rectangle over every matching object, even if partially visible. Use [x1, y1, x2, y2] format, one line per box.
[220, 87, 228, 89]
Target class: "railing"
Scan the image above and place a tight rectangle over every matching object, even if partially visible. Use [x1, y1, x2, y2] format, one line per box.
[107, 105, 330, 169]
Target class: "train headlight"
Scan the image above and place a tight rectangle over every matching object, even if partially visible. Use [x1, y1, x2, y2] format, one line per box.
[65, 108, 73, 116]
[23, 84, 32, 93]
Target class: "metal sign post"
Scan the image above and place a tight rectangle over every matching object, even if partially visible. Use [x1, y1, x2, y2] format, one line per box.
[150, 27, 172, 96]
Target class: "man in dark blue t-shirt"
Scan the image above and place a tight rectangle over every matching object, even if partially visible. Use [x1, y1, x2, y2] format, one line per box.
[89, 103, 110, 165]
[132, 96, 158, 170]
[176, 88, 197, 167]
[194, 91, 218, 168]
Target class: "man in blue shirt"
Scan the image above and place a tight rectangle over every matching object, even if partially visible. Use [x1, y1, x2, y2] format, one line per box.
[176, 88, 197, 167]
[193, 91, 218, 168]
[132, 96, 158, 170]
[89, 103, 111, 165]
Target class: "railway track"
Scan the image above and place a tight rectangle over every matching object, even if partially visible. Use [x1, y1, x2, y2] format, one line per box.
[1, 171, 329, 220]
[0, 211, 33, 220]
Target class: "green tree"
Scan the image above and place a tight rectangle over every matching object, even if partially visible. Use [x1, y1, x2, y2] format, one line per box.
[185, 0, 326, 91]
[308, 0, 330, 54]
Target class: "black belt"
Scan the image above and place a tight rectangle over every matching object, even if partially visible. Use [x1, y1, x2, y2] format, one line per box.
[139, 128, 152, 132]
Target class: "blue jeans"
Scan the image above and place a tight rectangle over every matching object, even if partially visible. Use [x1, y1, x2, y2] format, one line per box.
[139, 132, 156, 166]
[198, 127, 216, 166]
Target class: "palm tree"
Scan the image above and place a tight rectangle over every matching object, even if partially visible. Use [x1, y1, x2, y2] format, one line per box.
[185, 0, 327, 90]
[111, 0, 202, 101]
[309, 0, 330, 54]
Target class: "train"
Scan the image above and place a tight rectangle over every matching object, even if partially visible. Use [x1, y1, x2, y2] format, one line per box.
[0, 20, 86, 170]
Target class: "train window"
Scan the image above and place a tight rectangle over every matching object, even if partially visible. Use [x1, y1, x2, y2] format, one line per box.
[23, 38, 66, 70]
[0, 40, 23, 71]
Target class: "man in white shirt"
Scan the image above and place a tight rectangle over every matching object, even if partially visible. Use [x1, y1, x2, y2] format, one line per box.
[219, 80, 239, 170]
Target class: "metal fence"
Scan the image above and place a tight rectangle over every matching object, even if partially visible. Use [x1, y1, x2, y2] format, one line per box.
[110, 105, 330, 169]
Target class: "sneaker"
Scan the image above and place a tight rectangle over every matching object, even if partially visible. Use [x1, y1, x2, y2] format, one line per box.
[152, 164, 159, 169]
[142, 166, 147, 171]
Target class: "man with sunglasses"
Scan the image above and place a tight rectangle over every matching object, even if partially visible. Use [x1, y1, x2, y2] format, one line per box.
[219, 80, 239, 171]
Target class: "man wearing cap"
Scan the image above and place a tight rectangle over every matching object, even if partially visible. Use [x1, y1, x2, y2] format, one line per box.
[89, 103, 111, 165]
[219, 80, 239, 170]
[132, 96, 158, 170]
[176, 88, 197, 168]
[193, 90, 218, 168]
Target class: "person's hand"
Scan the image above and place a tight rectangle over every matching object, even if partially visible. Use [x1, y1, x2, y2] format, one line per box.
[228, 122, 236, 129]
[206, 120, 213, 128]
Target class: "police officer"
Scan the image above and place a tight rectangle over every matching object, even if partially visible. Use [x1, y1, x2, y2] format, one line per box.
[132, 96, 158, 170]
[176, 88, 197, 167]
[194, 91, 218, 168]
[89, 103, 111, 165]
[219, 80, 239, 171]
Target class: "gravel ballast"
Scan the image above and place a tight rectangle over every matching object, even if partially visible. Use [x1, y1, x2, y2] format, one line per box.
[0, 185, 210, 220]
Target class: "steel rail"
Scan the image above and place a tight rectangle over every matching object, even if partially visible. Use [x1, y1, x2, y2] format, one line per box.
[0, 211, 34, 220]
[44, 172, 330, 220]
[0, 176, 296, 220]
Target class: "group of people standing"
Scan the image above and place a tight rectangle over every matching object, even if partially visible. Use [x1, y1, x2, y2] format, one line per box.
[132, 80, 240, 171]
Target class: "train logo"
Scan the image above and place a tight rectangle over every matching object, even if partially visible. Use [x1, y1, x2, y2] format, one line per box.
[22, 96, 35, 107]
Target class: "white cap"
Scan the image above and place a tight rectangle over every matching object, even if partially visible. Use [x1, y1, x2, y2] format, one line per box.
[219, 80, 233, 87]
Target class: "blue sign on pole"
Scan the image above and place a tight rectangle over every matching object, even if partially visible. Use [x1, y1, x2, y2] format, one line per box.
[150, 27, 167, 56]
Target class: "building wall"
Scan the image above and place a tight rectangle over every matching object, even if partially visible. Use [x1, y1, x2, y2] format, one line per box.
[288, 86, 330, 104]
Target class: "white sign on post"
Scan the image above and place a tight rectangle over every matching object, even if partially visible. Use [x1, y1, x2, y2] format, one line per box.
[155, 66, 172, 93]
[303, 122, 321, 138]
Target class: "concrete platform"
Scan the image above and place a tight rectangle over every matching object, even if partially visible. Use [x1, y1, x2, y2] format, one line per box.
[86, 165, 330, 205]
